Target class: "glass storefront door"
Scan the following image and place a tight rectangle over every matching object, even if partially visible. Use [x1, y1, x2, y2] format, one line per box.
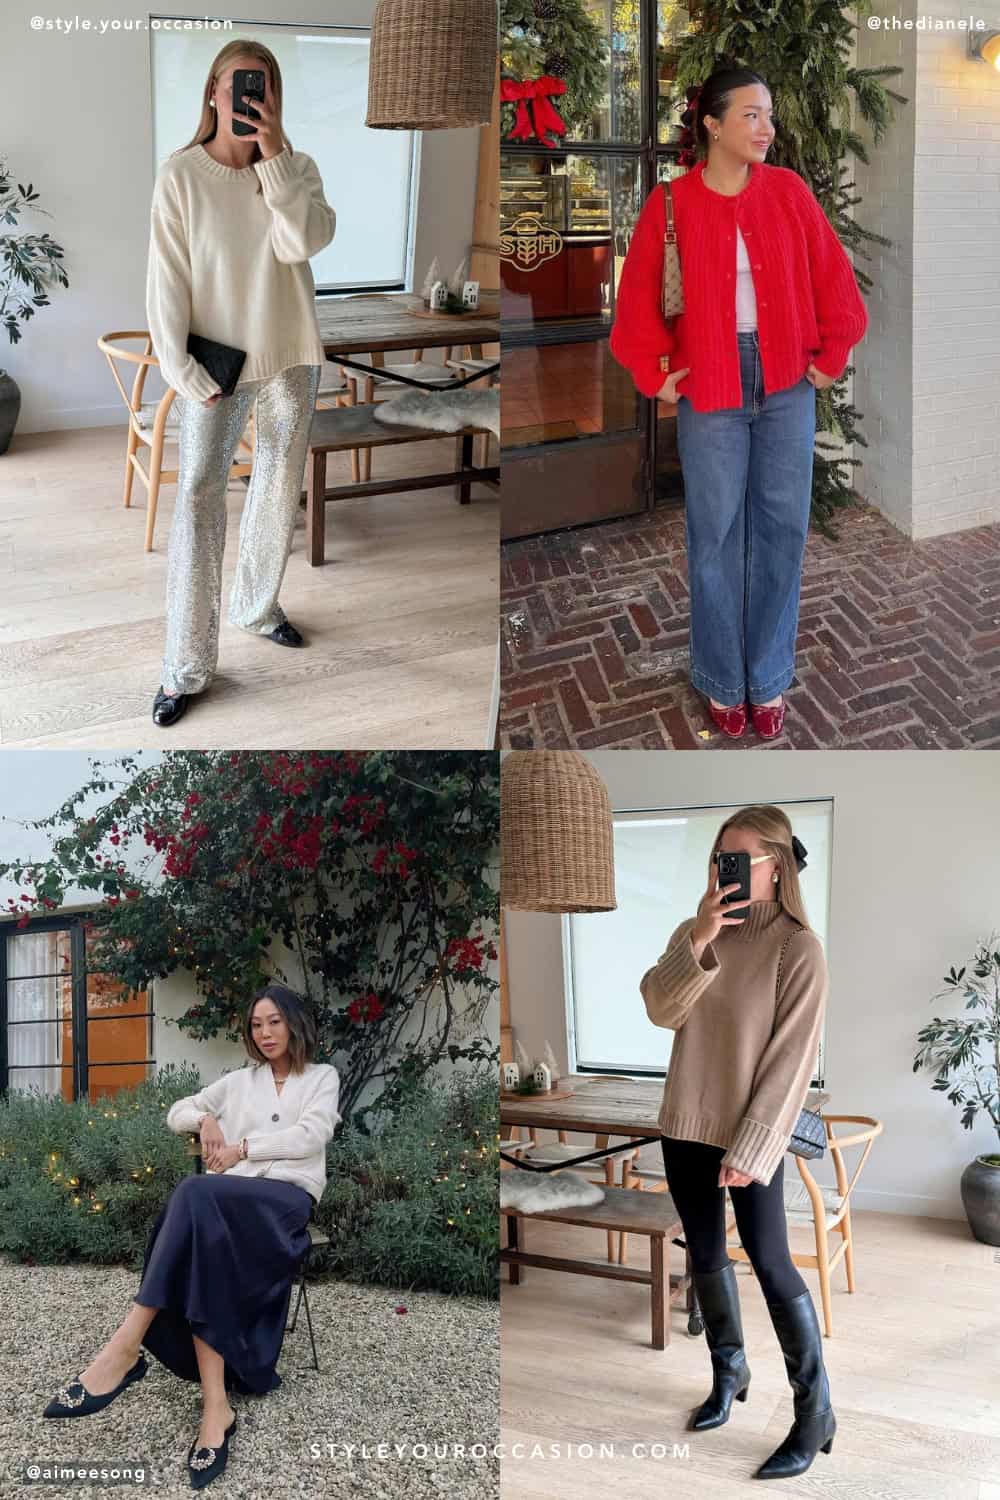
[501, 0, 691, 539]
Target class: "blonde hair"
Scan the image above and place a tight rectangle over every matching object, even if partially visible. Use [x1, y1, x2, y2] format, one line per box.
[708, 804, 812, 931]
[172, 39, 294, 196]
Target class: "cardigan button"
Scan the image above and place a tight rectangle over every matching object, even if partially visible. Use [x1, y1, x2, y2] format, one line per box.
[271, 1112, 280, 1122]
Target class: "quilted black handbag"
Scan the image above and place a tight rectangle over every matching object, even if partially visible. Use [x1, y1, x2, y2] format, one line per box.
[186, 332, 247, 397]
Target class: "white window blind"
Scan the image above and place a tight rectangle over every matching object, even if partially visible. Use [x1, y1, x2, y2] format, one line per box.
[565, 800, 833, 1078]
[151, 21, 419, 291]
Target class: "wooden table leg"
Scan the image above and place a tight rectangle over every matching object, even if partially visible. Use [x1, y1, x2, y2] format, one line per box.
[458, 431, 473, 505]
[505, 1212, 521, 1285]
[651, 1231, 667, 1349]
[306, 449, 326, 566]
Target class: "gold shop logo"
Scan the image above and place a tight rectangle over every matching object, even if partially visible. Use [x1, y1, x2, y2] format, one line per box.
[499, 213, 563, 272]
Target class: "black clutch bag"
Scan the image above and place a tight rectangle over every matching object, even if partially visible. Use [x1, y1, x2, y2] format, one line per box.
[186, 332, 246, 397]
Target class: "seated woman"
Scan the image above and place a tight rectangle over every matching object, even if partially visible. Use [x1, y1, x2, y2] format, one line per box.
[42, 981, 342, 1490]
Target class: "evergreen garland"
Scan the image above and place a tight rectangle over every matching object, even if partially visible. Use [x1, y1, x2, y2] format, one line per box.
[674, 0, 907, 536]
[500, 0, 609, 141]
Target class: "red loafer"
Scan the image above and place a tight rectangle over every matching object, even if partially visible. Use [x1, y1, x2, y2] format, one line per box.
[750, 699, 787, 738]
[705, 699, 749, 738]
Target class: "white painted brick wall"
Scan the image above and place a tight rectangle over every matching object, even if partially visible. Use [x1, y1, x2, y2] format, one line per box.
[859, 0, 1000, 537]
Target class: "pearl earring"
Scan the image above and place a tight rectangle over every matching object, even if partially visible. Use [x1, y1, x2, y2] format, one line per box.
[772, 872, 779, 883]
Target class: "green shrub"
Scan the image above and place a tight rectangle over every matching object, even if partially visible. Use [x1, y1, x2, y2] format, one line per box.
[0, 1063, 499, 1296]
[318, 1068, 499, 1299]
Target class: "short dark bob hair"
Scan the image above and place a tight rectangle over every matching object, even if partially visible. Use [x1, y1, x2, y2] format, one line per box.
[242, 982, 317, 1073]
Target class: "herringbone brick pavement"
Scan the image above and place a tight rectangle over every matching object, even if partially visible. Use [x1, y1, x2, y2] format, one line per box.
[500, 502, 1000, 750]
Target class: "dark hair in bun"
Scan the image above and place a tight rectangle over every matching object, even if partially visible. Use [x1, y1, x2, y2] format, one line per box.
[677, 65, 770, 164]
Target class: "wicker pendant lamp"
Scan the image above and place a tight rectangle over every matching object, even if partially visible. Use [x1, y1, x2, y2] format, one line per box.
[501, 751, 617, 913]
[366, 0, 498, 130]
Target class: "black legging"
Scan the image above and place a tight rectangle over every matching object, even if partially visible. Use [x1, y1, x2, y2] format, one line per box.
[661, 1135, 807, 1304]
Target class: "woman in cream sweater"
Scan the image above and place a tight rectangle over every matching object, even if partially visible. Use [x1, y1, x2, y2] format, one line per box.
[145, 39, 337, 729]
[42, 982, 341, 1490]
[639, 804, 834, 1480]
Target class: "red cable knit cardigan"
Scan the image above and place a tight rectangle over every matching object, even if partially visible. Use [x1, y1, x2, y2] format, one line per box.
[608, 161, 868, 413]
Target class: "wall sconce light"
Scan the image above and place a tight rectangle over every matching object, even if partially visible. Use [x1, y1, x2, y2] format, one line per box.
[968, 30, 1000, 68]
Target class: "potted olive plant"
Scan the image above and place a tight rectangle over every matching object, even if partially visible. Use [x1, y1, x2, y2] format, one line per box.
[914, 937, 1000, 1245]
[0, 155, 69, 454]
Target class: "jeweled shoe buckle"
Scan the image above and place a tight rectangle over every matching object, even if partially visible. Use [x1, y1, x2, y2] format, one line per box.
[189, 1446, 217, 1471]
[56, 1380, 87, 1408]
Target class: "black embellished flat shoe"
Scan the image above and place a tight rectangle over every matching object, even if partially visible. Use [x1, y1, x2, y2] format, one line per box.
[268, 620, 304, 647]
[152, 686, 189, 727]
[42, 1353, 147, 1418]
[188, 1410, 237, 1489]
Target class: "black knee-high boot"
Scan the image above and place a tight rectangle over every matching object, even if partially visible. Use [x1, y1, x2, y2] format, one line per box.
[754, 1290, 836, 1479]
[688, 1261, 751, 1431]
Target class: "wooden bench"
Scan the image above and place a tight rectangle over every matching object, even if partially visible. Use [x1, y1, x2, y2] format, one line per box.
[304, 403, 499, 565]
[500, 1184, 694, 1349]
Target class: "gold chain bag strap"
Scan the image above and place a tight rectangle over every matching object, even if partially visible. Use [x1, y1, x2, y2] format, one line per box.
[776, 929, 826, 1159]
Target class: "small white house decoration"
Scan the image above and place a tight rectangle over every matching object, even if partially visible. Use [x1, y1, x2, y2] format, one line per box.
[462, 279, 480, 310]
[502, 1062, 520, 1090]
[533, 1061, 552, 1092]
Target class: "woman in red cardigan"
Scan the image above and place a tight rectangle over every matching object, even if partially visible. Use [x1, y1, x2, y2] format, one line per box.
[609, 67, 868, 740]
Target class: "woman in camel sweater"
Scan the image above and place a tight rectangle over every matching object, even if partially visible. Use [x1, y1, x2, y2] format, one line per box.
[42, 983, 341, 1490]
[639, 804, 834, 1481]
[145, 38, 337, 730]
[609, 66, 867, 741]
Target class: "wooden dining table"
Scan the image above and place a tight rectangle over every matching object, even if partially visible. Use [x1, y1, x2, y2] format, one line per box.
[501, 1074, 831, 1173]
[315, 291, 499, 369]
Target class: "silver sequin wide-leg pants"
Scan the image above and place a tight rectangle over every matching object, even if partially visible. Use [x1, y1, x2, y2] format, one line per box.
[161, 362, 322, 696]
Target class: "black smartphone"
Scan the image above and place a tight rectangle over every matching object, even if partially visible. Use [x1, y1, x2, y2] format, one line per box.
[716, 850, 750, 921]
[232, 68, 266, 138]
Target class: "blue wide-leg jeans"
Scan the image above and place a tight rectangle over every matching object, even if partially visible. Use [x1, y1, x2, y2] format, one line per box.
[676, 331, 817, 708]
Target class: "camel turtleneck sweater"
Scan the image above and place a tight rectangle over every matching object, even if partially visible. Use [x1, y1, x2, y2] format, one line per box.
[639, 899, 827, 1186]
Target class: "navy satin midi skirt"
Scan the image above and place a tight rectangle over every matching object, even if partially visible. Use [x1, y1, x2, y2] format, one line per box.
[134, 1173, 314, 1395]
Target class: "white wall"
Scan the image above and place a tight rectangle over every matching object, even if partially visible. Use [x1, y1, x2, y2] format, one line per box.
[1, 1, 483, 435]
[857, 2, 1000, 537]
[503, 750, 1000, 1223]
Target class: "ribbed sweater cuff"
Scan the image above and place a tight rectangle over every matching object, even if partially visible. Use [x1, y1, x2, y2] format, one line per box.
[641, 930, 719, 1027]
[183, 362, 224, 404]
[721, 1116, 789, 1186]
[254, 148, 297, 192]
[811, 340, 852, 381]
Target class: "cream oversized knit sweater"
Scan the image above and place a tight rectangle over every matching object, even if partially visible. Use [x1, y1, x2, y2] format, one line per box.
[639, 900, 827, 1186]
[166, 1059, 341, 1206]
[145, 143, 336, 404]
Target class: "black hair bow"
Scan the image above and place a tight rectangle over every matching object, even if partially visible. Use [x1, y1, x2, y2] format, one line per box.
[791, 835, 808, 872]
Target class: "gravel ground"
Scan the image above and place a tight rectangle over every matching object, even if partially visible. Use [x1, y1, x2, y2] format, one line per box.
[2, 1258, 499, 1499]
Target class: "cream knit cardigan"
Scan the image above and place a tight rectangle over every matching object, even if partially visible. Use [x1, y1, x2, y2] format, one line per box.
[145, 143, 336, 404]
[166, 1060, 342, 1206]
[640, 899, 827, 1186]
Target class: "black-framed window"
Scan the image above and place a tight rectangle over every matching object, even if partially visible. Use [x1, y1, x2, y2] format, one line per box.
[1, 913, 154, 1101]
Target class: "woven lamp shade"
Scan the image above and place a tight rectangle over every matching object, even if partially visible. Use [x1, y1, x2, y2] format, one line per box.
[366, 0, 498, 130]
[501, 751, 617, 913]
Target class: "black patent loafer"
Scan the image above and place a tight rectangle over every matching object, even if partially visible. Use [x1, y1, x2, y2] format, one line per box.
[188, 1410, 237, 1489]
[43, 1353, 147, 1418]
[268, 620, 304, 647]
[152, 687, 189, 727]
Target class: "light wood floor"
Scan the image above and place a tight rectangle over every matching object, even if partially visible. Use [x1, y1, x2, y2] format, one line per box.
[0, 423, 498, 748]
[501, 1205, 1000, 1499]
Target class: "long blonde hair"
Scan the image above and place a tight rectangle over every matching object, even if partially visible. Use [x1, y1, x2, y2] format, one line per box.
[172, 39, 294, 196]
[708, 804, 812, 931]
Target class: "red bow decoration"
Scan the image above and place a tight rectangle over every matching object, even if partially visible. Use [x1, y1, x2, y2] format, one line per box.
[501, 75, 568, 148]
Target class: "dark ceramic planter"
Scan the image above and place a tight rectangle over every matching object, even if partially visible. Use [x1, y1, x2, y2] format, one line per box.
[960, 1155, 1000, 1245]
[0, 372, 21, 455]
